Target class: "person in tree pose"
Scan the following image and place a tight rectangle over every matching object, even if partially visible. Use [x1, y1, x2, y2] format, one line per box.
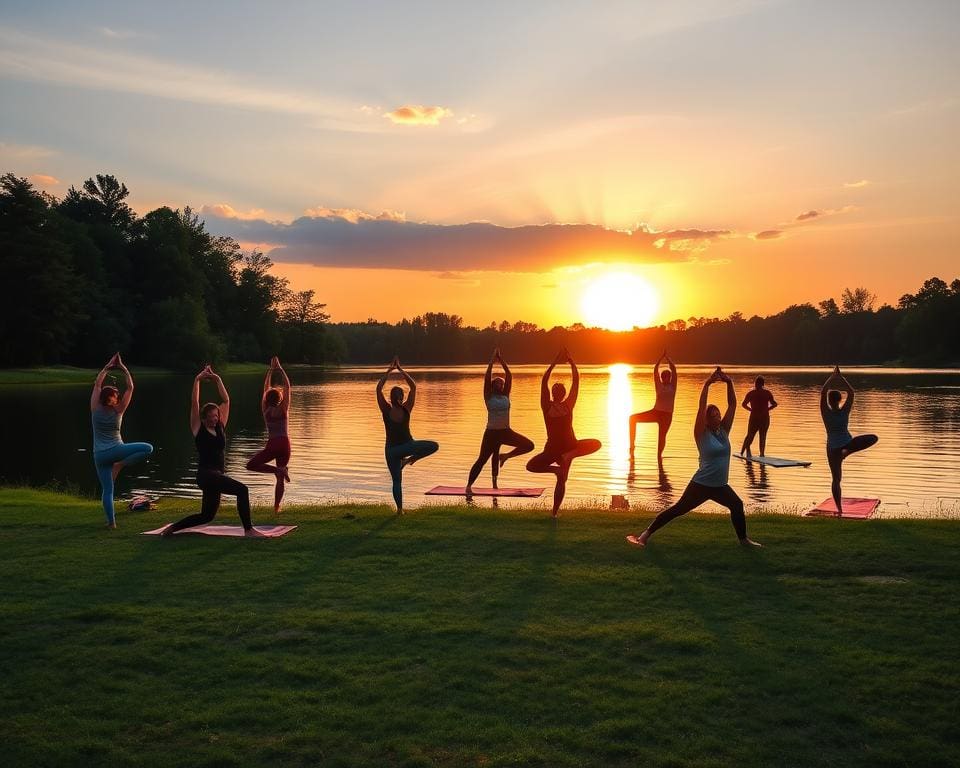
[526, 348, 601, 517]
[820, 366, 878, 517]
[465, 348, 534, 495]
[164, 366, 263, 537]
[740, 375, 778, 456]
[629, 351, 677, 468]
[90, 353, 154, 528]
[377, 357, 439, 513]
[627, 367, 762, 547]
[246, 356, 292, 514]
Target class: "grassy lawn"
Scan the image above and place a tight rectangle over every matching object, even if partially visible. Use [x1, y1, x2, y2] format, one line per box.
[1, 488, 958, 767]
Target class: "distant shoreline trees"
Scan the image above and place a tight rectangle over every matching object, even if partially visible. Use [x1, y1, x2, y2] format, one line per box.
[2, 172, 958, 368]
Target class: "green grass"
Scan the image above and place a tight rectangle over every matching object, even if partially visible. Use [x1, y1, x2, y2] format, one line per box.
[1, 488, 958, 768]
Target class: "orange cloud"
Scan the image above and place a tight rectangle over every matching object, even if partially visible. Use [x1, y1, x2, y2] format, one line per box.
[28, 173, 60, 186]
[303, 206, 405, 223]
[199, 203, 266, 220]
[384, 105, 453, 126]
[752, 229, 782, 240]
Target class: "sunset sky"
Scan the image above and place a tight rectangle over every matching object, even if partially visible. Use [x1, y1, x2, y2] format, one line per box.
[2, 1, 958, 328]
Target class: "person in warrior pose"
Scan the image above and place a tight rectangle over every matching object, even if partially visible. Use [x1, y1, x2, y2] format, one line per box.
[820, 366, 878, 517]
[629, 351, 677, 468]
[164, 366, 263, 537]
[627, 367, 762, 547]
[90, 353, 154, 528]
[465, 348, 534, 495]
[740, 375, 778, 456]
[377, 357, 439, 513]
[526, 348, 601, 517]
[246, 356, 292, 514]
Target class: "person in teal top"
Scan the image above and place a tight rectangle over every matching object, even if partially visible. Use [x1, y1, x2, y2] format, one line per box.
[820, 366, 878, 517]
[627, 367, 761, 548]
[90, 353, 154, 528]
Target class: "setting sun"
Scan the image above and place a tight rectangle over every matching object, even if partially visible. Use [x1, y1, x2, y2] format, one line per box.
[580, 272, 660, 331]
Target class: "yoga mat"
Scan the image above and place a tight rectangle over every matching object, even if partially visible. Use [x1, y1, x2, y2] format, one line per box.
[804, 498, 880, 519]
[143, 524, 298, 537]
[734, 453, 811, 468]
[425, 485, 545, 497]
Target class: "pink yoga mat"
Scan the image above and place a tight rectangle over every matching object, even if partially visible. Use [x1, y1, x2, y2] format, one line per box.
[804, 498, 880, 519]
[142, 524, 298, 537]
[425, 485, 545, 497]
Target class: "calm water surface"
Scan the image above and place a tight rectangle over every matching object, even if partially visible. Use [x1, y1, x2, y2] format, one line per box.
[6, 366, 960, 517]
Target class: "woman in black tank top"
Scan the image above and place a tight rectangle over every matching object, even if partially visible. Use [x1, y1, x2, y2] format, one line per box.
[377, 357, 439, 513]
[163, 366, 262, 537]
[526, 349, 601, 517]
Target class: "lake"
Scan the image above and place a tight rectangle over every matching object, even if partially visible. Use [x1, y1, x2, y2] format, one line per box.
[6, 366, 960, 518]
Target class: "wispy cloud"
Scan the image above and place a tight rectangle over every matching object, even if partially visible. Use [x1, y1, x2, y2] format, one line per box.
[790, 206, 856, 225]
[199, 203, 267, 221]
[384, 105, 453, 126]
[843, 179, 870, 188]
[202, 206, 722, 272]
[751, 229, 782, 240]
[27, 173, 60, 187]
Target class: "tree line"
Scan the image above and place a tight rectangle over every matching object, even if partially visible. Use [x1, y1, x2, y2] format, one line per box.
[2, 171, 958, 368]
[0, 172, 337, 368]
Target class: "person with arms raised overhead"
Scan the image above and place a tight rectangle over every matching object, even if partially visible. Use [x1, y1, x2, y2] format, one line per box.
[627, 367, 762, 548]
[629, 350, 677, 468]
[246, 356, 292, 515]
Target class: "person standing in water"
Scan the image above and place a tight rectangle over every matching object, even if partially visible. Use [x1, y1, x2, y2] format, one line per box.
[627, 367, 762, 547]
[90, 353, 154, 528]
[820, 366, 878, 517]
[526, 348, 601, 517]
[465, 348, 535, 495]
[629, 351, 677, 468]
[246, 356, 292, 514]
[377, 357, 439, 513]
[740, 375, 778, 456]
[164, 365, 263, 537]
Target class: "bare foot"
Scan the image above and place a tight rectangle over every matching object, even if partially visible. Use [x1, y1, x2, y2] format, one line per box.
[626, 534, 645, 547]
[279, 467, 291, 483]
[401, 456, 416, 469]
[273, 504, 282, 516]
[740, 537, 763, 547]
[111, 462, 123, 481]
[245, 527, 267, 538]
[106, 521, 117, 530]
[498, 454, 509, 470]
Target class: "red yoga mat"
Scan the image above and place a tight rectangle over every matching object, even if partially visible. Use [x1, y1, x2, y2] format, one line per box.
[142, 524, 298, 537]
[804, 498, 880, 519]
[425, 485, 545, 497]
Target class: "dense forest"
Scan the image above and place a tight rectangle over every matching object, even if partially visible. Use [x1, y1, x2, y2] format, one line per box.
[2, 172, 958, 368]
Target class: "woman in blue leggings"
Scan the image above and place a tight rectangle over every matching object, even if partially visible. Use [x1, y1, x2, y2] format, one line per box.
[90, 353, 154, 528]
[377, 357, 439, 513]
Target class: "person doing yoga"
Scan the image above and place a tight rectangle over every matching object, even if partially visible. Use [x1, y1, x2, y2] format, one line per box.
[164, 366, 263, 537]
[740, 375, 778, 456]
[246, 356, 292, 514]
[820, 366, 878, 517]
[526, 348, 601, 517]
[377, 357, 439, 513]
[465, 348, 535, 495]
[627, 367, 762, 547]
[90, 353, 154, 528]
[629, 351, 677, 467]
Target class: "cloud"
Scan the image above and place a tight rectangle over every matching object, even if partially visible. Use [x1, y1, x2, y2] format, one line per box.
[752, 229, 782, 240]
[28, 173, 59, 186]
[302, 206, 406, 223]
[384, 105, 453, 126]
[795, 210, 820, 221]
[791, 206, 856, 224]
[843, 179, 870, 188]
[199, 203, 267, 221]
[202, 207, 717, 273]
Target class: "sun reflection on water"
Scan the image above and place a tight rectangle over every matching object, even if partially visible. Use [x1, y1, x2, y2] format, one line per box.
[606, 363, 633, 491]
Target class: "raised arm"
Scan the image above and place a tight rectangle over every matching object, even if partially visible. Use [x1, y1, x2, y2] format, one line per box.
[275, 358, 291, 413]
[720, 373, 736, 433]
[115, 354, 134, 414]
[397, 361, 417, 411]
[190, 369, 203, 436]
[501, 354, 513, 397]
[667, 354, 677, 383]
[541, 354, 560, 409]
[653, 353, 663, 390]
[90, 354, 115, 411]
[483, 349, 496, 401]
[694, 376, 713, 442]
[820, 365, 840, 415]
[566, 350, 580, 408]
[209, 369, 230, 427]
[376, 360, 394, 413]
[837, 372, 854, 412]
